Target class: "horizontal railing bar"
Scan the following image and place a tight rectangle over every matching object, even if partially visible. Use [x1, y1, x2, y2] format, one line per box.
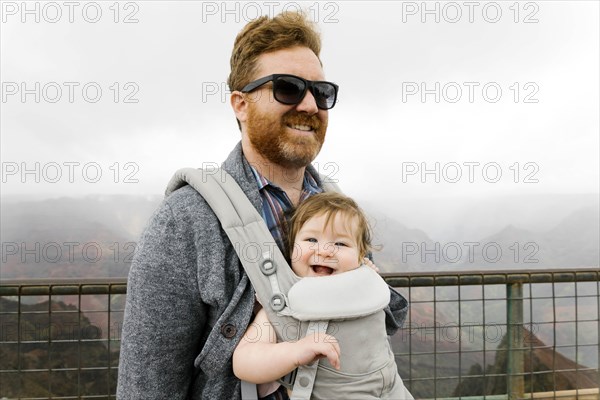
[1, 367, 115, 373]
[1, 277, 128, 286]
[422, 396, 509, 400]
[398, 366, 600, 381]
[383, 268, 599, 287]
[395, 343, 600, 355]
[0, 281, 128, 296]
[8, 397, 116, 400]
[2, 269, 598, 296]
[397, 318, 598, 324]
[0, 394, 113, 400]
[522, 388, 600, 399]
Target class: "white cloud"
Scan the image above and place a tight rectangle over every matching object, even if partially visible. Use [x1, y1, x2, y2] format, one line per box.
[1, 1, 598, 202]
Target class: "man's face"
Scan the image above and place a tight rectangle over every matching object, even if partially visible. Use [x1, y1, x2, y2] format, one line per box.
[243, 46, 329, 169]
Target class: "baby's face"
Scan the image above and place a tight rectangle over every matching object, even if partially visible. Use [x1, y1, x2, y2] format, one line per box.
[291, 212, 361, 277]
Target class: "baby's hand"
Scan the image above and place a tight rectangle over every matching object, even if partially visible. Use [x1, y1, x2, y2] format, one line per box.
[363, 258, 380, 274]
[293, 332, 341, 370]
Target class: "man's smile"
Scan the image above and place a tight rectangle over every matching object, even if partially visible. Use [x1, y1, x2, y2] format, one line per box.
[282, 111, 322, 137]
[287, 123, 314, 132]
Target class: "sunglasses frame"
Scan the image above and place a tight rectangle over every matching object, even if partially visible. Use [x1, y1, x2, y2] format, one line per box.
[240, 74, 339, 110]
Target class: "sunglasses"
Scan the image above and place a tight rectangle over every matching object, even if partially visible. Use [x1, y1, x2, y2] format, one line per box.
[241, 74, 339, 110]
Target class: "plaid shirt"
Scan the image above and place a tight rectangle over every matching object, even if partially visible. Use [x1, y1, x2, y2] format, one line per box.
[250, 165, 323, 256]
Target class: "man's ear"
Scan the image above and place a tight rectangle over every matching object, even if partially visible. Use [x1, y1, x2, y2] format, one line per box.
[230, 91, 248, 123]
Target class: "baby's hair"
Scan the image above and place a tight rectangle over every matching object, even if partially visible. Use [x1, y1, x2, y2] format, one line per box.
[288, 192, 373, 261]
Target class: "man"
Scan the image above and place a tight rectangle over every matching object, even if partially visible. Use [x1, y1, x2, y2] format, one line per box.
[117, 11, 407, 399]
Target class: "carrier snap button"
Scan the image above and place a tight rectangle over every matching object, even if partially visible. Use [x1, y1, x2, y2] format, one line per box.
[299, 376, 310, 387]
[260, 258, 277, 275]
[270, 293, 286, 311]
[221, 323, 237, 338]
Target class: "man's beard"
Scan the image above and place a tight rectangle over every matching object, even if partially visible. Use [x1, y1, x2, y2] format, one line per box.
[245, 103, 327, 169]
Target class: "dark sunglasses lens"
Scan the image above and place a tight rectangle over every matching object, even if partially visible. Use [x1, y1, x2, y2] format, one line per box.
[274, 76, 305, 104]
[313, 83, 337, 109]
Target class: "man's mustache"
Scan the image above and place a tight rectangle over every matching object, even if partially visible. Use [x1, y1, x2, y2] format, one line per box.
[282, 112, 322, 130]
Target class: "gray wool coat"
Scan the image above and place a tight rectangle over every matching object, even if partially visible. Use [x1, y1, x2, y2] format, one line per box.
[116, 142, 409, 399]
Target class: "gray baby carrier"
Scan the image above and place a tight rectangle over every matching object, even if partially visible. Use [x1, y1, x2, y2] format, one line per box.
[166, 168, 413, 400]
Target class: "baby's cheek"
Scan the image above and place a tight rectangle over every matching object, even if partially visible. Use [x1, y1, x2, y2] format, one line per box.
[290, 257, 306, 277]
[290, 246, 304, 271]
[290, 244, 301, 263]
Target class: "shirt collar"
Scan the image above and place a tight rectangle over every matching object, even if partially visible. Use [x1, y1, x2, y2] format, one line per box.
[249, 165, 270, 191]
[250, 165, 322, 195]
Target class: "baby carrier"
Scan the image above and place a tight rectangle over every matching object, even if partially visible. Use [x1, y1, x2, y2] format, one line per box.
[166, 168, 413, 400]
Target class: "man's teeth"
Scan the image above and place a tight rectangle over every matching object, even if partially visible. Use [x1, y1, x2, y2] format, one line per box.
[289, 124, 312, 131]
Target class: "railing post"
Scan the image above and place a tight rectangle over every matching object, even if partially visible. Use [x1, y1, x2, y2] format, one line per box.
[507, 282, 524, 399]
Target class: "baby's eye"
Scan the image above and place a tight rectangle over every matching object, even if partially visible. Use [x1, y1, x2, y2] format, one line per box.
[305, 238, 318, 243]
[334, 242, 348, 247]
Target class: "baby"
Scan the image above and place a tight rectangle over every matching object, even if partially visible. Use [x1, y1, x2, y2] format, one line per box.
[233, 192, 413, 400]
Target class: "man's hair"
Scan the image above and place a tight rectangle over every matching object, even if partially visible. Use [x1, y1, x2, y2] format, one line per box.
[228, 11, 322, 94]
[288, 192, 374, 261]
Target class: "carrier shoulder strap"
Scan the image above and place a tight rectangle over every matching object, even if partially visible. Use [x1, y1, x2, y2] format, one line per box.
[165, 167, 341, 325]
[166, 167, 300, 330]
[165, 167, 341, 400]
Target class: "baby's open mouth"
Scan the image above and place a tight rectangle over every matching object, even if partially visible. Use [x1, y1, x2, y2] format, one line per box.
[310, 265, 334, 275]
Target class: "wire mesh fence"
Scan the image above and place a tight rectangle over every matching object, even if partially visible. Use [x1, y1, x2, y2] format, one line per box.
[386, 269, 600, 399]
[1, 270, 598, 399]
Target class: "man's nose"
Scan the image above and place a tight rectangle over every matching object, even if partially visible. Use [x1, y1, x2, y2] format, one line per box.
[295, 89, 319, 115]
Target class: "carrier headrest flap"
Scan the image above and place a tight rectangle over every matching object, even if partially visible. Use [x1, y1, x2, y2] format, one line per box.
[286, 265, 390, 321]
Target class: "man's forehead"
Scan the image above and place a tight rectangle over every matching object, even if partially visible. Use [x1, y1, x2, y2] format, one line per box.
[254, 46, 325, 81]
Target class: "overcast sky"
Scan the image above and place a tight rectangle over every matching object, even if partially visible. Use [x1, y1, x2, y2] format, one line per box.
[2, 1, 599, 205]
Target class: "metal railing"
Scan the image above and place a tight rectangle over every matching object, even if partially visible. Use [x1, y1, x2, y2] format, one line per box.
[1, 279, 126, 400]
[384, 269, 600, 399]
[1, 269, 598, 399]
